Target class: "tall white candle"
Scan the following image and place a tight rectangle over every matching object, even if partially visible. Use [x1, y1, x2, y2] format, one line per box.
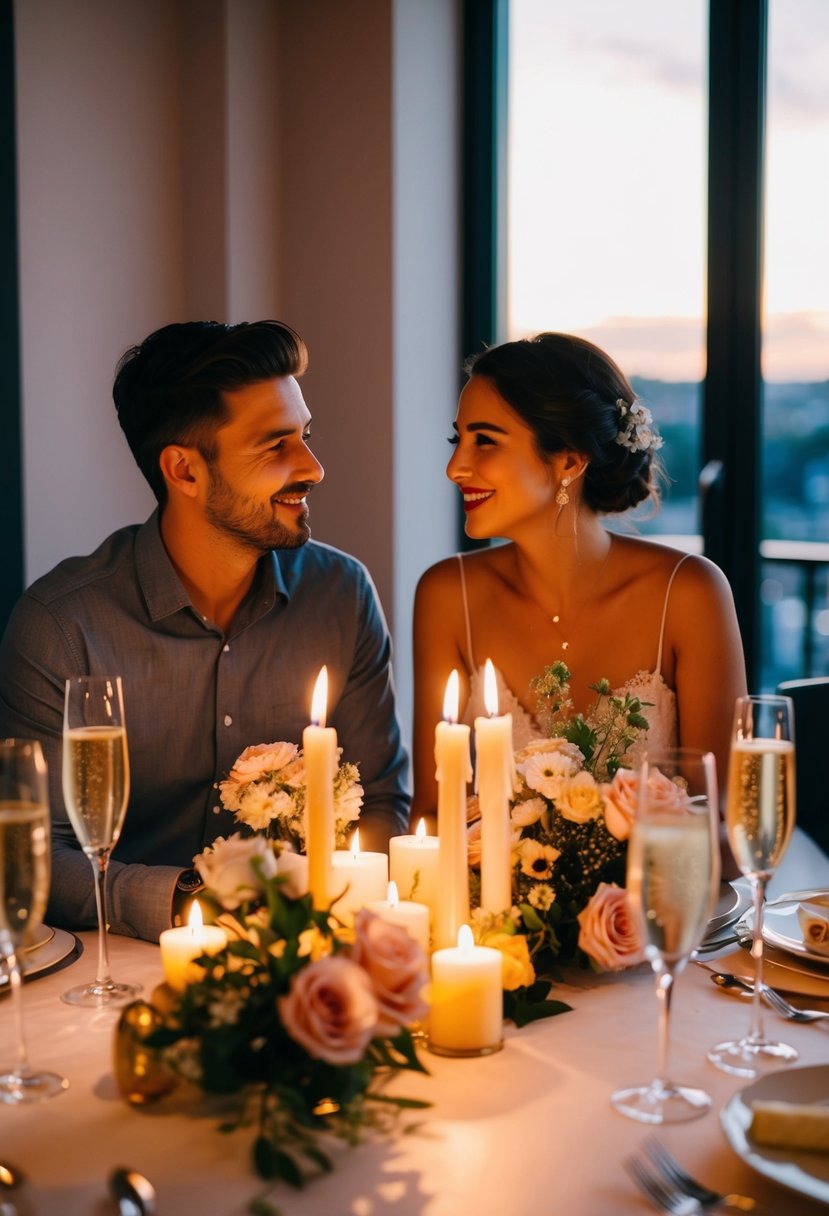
[304, 666, 336, 910]
[366, 880, 430, 953]
[475, 659, 516, 915]
[331, 828, 389, 923]
[428, 924, 503, 1056]
[389, 818, 440, 928]
[434, 670, 472, 950]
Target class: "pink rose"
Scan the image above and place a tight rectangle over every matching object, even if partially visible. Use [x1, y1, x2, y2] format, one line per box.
[278, 955, 378, 1064]
[351, 910, 429, 1035]
[275, 847, 308, 899]
[577, 883, 644, 971]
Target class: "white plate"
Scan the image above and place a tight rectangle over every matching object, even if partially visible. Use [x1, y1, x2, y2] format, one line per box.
[745, 891, 829, 967]
[700, 880, 753, 946]
[721, 1064, 829, 1205]
[0, 927, 79, 987]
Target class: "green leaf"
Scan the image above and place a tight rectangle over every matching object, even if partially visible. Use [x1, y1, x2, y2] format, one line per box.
[367, 1092, 432, 1110]
[300, 1143, 333, 1174]
[253, 1138, 304, 1188]
[518, 902, 545, 931]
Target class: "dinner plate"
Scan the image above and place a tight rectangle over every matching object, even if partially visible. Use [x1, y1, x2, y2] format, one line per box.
[699, 880, 753, 947]
[24, 922, 56, 954]
[720, 1064, 829, 1205]
[0, 927, 80, 988]
[744, 891, 829, 967]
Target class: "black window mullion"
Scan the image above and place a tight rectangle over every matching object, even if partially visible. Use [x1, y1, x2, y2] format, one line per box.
[704, 0, 768, 689]
[0, 0, 23, 633]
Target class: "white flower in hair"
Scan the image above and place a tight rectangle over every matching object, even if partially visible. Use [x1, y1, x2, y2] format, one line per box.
[615, 397, 664, 453]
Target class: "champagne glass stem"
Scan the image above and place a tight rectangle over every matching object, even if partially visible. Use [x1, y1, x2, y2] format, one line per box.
[5, 951, 32, 1079]
[91, 852, 114, 987]
[747, 874, 767, 1045]
[654, 965, 676, 1094]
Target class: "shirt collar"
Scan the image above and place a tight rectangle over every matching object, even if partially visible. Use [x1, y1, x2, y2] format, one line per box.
[135, 511, 291, 623]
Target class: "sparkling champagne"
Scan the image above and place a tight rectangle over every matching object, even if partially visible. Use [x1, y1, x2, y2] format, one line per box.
[726, 738, 795, 877]
[62, 726, 129, 854]
[629, 812, 714, 963]
[0, 803, 50, 948]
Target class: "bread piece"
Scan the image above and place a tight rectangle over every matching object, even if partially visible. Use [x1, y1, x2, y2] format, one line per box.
[749, 1100, 829, 1152]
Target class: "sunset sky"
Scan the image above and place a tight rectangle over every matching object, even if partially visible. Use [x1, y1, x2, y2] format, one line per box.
[507, 0, 829, 383]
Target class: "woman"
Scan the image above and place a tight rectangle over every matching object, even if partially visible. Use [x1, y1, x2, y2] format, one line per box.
[411, 332, 746, 825]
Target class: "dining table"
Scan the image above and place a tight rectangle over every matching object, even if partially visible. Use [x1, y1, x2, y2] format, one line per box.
[3, 828, 829, 1216]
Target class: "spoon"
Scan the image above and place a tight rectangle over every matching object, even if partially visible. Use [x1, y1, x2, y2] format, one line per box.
[109, 1168, 157, 1216]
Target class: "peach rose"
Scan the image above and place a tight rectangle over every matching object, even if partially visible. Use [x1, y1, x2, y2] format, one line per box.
[229, 741, 299, 783]
[278, 955, 378, 1064]
[601, 768, 639, 841]
[351, 910, 429, 1035]
[275, 847, 309, 899]
[576, 883, 644, 971]
[467, 819, 483, 868]
[485, 932, 535, 991]
[194, 833, 278, 909]
[602, 766, 689, 842]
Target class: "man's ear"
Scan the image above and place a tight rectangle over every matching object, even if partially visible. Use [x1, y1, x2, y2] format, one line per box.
[158, 445, 204, 499]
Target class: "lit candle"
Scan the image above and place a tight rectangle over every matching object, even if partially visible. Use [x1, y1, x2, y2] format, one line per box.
[428, 924, 504, 1056]
[367, 880, 430, 953]
[434, 670, 472, 949]
[389, 818, 441, 929]
[331, 828, 389, 923]
[159, 902, 227, 993]
[304, 666, 337, 910]
[475, 659, 516, 914]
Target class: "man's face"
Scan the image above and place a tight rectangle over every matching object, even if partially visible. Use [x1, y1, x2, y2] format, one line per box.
[204, 376, 324, 552]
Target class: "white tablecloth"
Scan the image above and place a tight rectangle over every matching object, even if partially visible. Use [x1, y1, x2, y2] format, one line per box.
[3, 830, 829, 1216]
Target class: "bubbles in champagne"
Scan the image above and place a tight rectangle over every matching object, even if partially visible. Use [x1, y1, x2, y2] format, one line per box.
[726, 739, 795, 877]
[0, 805, 50, 947]
[62, 726, 129, 854]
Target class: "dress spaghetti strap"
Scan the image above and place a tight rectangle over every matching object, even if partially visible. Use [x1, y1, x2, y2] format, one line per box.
[456, 554, 475, 674]
[655, 553, 691, 676]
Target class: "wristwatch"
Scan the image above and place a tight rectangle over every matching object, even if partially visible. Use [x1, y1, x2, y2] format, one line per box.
[171, 867, 205, 926]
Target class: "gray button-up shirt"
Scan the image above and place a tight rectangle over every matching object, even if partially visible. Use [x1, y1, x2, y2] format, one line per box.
[0, 513, 409, 941]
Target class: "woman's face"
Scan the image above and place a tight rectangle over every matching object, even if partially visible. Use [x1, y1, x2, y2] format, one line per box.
[447, 376, 557, 540]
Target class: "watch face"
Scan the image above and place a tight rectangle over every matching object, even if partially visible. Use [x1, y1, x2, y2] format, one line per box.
[178, 870, 204, 893]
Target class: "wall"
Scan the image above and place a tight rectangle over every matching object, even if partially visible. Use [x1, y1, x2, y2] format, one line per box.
[13, 0, 459, 741]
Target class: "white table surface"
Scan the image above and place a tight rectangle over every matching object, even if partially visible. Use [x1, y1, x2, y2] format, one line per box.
[3, 829, 829, 1216]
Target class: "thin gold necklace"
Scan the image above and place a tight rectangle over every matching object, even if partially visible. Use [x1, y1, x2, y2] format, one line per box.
[539, 536, 615, 653]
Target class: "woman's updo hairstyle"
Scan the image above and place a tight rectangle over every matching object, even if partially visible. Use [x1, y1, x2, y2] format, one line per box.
[466, 332, 661, 514]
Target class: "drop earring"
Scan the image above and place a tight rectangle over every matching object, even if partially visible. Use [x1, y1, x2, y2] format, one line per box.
[555, 477, 570, 507]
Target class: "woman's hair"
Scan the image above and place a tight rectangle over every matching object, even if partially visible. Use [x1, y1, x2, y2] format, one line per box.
[466, 332, 662, 514]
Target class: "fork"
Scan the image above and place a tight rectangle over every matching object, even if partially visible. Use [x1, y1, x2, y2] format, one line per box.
[704, 968, 829, 1023]
[626, 1139, 771, 1214]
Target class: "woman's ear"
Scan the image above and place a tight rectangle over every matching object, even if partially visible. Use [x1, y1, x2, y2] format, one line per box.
[552, 449, 589, 484]
[158, 445, 205, 500]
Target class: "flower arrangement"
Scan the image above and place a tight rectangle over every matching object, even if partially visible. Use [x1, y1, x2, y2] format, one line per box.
[218, 741, 364, 849]
[468, 663, 650, 1019]
[145, 834, 429, 1212]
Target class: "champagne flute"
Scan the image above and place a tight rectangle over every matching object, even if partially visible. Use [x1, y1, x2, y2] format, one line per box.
[61, 676, 141, 1007]
[612, 747, 720, 1124]
[0, 738, 68, 1102]
[708, 694, 797, 1076]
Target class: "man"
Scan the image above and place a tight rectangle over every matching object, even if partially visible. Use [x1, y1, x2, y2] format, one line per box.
[0, 321, 409, 941]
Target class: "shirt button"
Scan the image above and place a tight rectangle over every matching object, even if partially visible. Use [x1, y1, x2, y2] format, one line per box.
[223, 644, 230, 653]
[213, 805, 221, 815]
[224, 714, 233, 726]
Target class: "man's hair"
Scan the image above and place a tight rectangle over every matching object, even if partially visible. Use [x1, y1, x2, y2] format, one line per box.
[113, 320, 308, 505]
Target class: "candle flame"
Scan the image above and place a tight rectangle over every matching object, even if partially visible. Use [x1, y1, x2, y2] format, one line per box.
[457, 923, 474, 952]
[188, 900, 204, 937]
[415, 817, 427, 843]
[442, 669, 459, 724]
[483, 658, 499, 716]
[387, 880, 400, 908]
[311, 665, 328, 727]
[350, 828, 361, 859]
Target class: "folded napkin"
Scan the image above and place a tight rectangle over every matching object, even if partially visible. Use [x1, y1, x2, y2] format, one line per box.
[750, 1100, 829, 1153]
[797, 896, 829, 956]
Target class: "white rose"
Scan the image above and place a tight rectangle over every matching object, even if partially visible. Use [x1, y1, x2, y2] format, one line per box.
[555, 771, 603, 824]
[194, 833, 278, 909]
[511, 796, 546, 828]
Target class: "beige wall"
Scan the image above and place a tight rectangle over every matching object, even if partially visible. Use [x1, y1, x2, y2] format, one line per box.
[13, 0, 460, 739]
